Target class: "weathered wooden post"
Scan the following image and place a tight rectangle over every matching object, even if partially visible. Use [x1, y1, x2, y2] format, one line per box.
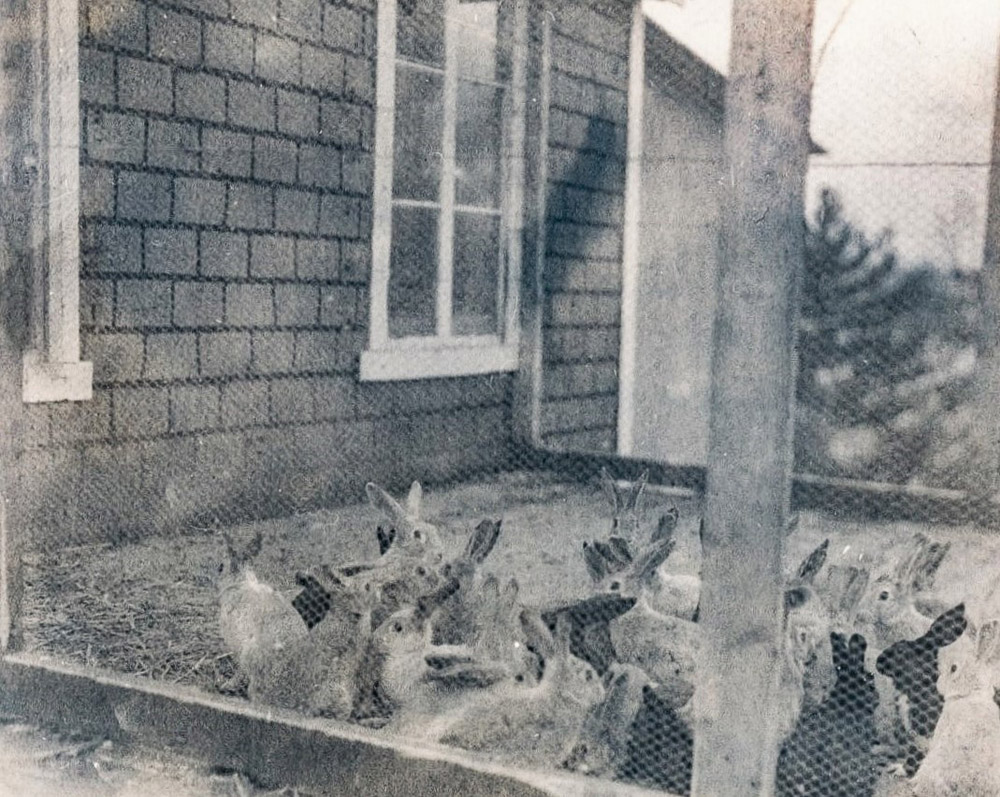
[974, 32, 1000, 499]
[690, 0, 815, 794]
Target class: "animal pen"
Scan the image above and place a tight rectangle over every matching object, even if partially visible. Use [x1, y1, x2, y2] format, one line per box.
[1, 0, 1000, 795]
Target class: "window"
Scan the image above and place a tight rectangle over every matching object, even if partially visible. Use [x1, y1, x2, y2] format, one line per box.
[22, 0, 92, 403]
[361, 0, 526, 382]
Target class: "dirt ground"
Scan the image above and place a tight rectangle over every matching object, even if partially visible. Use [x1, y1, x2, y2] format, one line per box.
[17, 468, 1000, 792]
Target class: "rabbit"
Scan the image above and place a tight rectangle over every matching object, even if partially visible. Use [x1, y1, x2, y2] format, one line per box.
[431, 518, 503, 646]
[857, 533, 952, 652]
[355, 575, 480, 726]
[295, 574, 384, 720]
[618, 679, 695, 796]
[435, 575, 540, 680]
[366, 481, 444, 565]
[648, 513, 702, 622]
[541, 521, 676, 678]
[854, 534, 951, 768]
[908, 617, 1000, 796]
[775, 632, 881, 797]
[600, 467, 649, 547]
[431, 614, 606, 769]
[215, 529, 310, 701]
[561, 662, 650, 778]
[540, 592, 638, 677]
[604, 532, 701, 694]
[875, 602, 968, 778]
[772, 538, 838, 745]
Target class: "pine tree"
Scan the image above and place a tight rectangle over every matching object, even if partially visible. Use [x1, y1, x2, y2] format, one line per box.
[795, 189, 983, 485]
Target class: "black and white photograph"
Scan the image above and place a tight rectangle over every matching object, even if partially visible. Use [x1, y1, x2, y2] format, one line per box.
[0, 0, 999, 794]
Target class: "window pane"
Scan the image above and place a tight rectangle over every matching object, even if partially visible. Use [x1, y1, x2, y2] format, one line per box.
[455, 81, 503, 208]
[389, 206, 439, 338]
[453, 211, 501, 335]
[453, 1, 499, 83]
[396, 0, 445, 67]
[393, 67, 444, 201]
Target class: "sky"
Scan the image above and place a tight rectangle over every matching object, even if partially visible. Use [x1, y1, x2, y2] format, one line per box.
[643, 0, 1000, 270]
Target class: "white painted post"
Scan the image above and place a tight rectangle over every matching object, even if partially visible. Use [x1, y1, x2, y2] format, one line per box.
[617, 1, 645, 458]
[22, 0, 92, 403]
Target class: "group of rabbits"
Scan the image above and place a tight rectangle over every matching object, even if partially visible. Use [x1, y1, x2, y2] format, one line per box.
[212, 471, 1000, 797]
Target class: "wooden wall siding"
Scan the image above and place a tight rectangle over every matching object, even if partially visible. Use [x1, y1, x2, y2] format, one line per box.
[539, 0, 629, 454]
[17, 0, 513, 546]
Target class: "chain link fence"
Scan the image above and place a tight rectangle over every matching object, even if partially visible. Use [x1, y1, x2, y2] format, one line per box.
[8, 0, 1000, 795]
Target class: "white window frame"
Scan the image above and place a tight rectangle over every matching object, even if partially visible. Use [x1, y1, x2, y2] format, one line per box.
[360, 0, 527, 382]
[22, 0, 92, 403]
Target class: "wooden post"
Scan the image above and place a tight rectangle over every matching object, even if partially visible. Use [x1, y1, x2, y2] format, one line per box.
[513, 0, 550, 451]
[974, 32, 1000, 498]
[690, 0, 815, 794]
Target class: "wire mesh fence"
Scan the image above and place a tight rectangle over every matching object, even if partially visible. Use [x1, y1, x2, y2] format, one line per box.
[7, 0, 1000, 795]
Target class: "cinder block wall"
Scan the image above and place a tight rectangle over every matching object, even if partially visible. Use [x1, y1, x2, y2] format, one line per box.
[539, 1, 629, 454]
[20, 0, 512, 545]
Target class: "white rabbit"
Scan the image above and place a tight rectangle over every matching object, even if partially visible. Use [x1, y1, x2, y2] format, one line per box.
[857, 533, 951, 651]
[910, 617, 1000, 797]
[773, 539, 837, 745]
[366, 481, 444, 565]
[215, 529, 310, 704]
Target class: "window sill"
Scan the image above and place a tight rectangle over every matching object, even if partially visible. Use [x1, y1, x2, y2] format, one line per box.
[22, 350, 93, 403]
[360, 342, 518, 382]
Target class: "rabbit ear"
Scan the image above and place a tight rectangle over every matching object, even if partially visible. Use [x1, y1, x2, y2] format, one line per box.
[406, 481, 423, 518]
[976, 620, 1000, 663]
[911, 539, 950, 593]
[366, 482, 409, 525]
[926, 603, 968, 648]
[632, 537, 676, 586]
[652, 508, 679, 544]
[796, 539, 829, 584]
[600, 467, 622, 511]
[624, 470, 649, 510]
[466, 519, 502, 565]
[848, 633, 867, 666]
[415, 576, 462, 620]
[520, 607, 556, 657]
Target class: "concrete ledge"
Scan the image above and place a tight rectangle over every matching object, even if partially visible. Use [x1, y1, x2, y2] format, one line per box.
[0, 653, 671, 797]
[22, 352, 93, 404]
[515, 445, 1000, 527]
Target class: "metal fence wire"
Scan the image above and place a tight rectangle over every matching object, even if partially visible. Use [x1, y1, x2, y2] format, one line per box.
[9, 0, 1000, 795]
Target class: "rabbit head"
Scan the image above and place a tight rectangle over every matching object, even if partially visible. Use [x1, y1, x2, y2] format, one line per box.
[366, 481, 444, 563]
[858, 533, 950, 645]
[215, 529, 264, 587]
[542, 614, 605, 710]
[938, 617, 1000, 701]
[600, 468, 649, 543]
[440, 518, 502, 585]
[782, 540, 835, 714]
[830, 632, 876, 696]
[561, 662, 648, 776]
[600, 534, 677, 599]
